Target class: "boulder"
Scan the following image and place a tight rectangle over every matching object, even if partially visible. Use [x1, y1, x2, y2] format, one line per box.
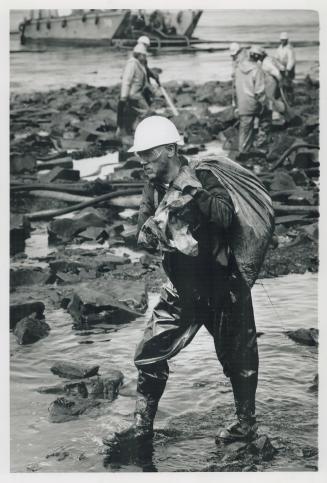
[67, 280, 147, 327]
[308, 374, 318, 393]
[213, 106, 236, 126]
[48, 208, 108, 243]
[289, 169, 310, 187]
[248, 435, 276, 461]
[172, 111, 199, 132]
[300, 223, 319, 242]
[10, 152, 36, 174]
[10, 301, 45, 330]
[38, 370, 123, 401]
[48, 396, 101, 423]
[10, 214, 31, 256]
[176, 93, 194, 107]
[270, 171, 297, 191]
[50, 361, 100, 379]
[39, 167, 80, 183]
[293, 151, 315, 170]
[82, 371, 124, 401]
[286, 328, 318, 346]
[10, 267, 51, 288]
[14, 315, 50, 345]
[267, 135, 296, 161]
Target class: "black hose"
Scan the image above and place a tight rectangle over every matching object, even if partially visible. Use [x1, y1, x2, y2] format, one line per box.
[25, 188, 143, 221]
[270, 144, 319, 172]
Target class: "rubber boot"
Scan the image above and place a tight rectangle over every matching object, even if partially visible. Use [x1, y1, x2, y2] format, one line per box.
[102, 393, 158, 449]
[216, 373, 258, 444]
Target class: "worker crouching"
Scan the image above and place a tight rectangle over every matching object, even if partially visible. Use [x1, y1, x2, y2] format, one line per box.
[103, 116, 274, 450]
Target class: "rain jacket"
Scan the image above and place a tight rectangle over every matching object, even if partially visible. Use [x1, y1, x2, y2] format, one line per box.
[275, 43, 296, 72]
[262, 56, 283, 82]
[235, 59, 266, 116]
[121, 56, 148, 99]
[137, 156, 274, 289]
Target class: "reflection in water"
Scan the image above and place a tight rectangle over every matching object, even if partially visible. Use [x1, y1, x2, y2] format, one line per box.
[103, 436, 157, 472]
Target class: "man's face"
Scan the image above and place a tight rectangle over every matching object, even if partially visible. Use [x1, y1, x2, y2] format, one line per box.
[281, 39, 288, 46]
[137, 144, 175, 183]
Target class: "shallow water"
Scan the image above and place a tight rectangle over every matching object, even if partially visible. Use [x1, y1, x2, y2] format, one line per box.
[10, 272, 318, 472]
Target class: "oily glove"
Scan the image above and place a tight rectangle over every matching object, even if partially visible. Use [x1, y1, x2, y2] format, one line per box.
[172, 166, 202, 195]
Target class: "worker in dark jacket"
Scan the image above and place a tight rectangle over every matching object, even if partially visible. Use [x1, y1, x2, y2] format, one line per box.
[103, 116, 260, 449]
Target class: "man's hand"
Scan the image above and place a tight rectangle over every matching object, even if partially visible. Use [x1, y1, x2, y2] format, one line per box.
[172, 167, 202, 195]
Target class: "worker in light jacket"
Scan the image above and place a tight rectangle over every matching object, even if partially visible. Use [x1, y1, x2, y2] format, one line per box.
[234, 46, 266, 156]
[275, 32, 296, 103]
[117, 43, 150, 136]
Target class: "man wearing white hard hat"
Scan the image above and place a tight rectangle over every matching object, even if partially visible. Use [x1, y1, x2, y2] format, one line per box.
[234, 46, 266, 155]
[103, 115, 271, 449]
[275, 32, 296, 103]
[256, 48, 285, 119]
[117, 43, 149, 136]
[229, 42, 248, 109]
[137, 35, 161, 99]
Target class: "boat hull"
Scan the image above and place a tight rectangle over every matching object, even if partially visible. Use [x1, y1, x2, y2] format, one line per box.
[21, 11, 129, 44]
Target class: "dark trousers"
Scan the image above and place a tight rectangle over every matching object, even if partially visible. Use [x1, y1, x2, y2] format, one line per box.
[134, 272, 259, 421]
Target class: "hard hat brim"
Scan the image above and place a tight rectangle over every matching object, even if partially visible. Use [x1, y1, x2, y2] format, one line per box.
[128, 138, 184, 153]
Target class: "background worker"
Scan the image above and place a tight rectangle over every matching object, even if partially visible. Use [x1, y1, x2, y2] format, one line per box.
[229, 42, 248, 108]
[258, 48, 285, 121]
[275, 32, 296, 103]
[137, 35, 161, 104]
[234, 45, 266, 157]
[117, 43, 149, 136]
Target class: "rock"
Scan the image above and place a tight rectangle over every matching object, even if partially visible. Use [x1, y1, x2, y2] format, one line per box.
[36, 384, 67, 395]
[10, 301, 45, 330]
[303, 115, 319, 135]
[213, 105, 236, 125]
[10, 266, 51, 288]
[83, 371, 124, 401]
[46, 447, 70, 461]
[50, 361, 100, 379]
[36, 157, 73, 171]
[305, 69, 319, 88]
[14, 315, 50, 345]
[39, 167, 80, 183]
[299, 223, 318, 242]
[308, 374, 318, 393]
[289, 169, 310, 186]
[270, 171, 297, 191]
[293, 151, 315, 170]
[286, 328, 318, 346]
[67, 280, 147, 327]
[172, 111, 199, 132]
[267, 135, 296, 161]
[248, 435, 276, 461]
[176, 93, 194, 107]
[10, 152, 36, 174]
[48, 208, 108, 243]
[67, 287, 145, 325]
[48, 396, 101, 423]
[179, 144, 201, 155]
[10, 213, 31, 255]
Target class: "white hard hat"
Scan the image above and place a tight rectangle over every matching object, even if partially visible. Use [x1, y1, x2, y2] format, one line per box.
[138, 35, 151, 46]
[133, 43, 147, 55]
[280, 31, 288, 40]
[229, 42, 241, 56]
[249, 45, 264, 57]
[128, 116, 184, 153]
